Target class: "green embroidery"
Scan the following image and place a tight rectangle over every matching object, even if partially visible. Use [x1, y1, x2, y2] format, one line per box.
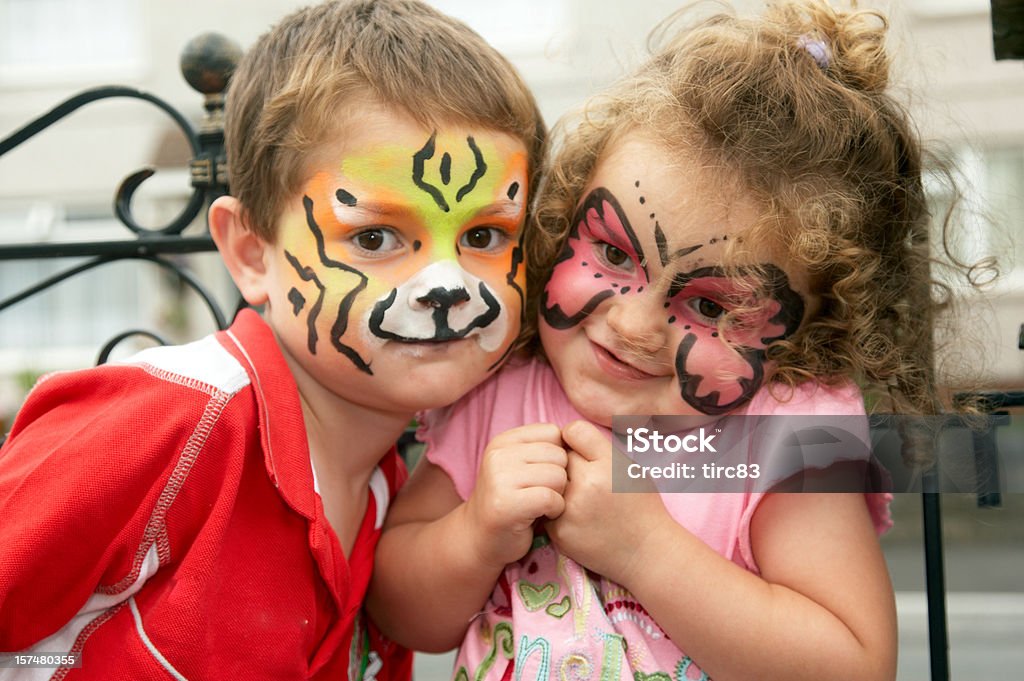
[545, 596, 572, 618]
[634, 672, 672, 681]
[600, 633, 625, 681]
[473, 622, 514, 681]
[517, 580, 560, 611]
[531, 533, 551, 550]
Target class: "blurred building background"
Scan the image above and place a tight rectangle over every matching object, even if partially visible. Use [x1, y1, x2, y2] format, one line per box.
[1, 0, 1022, 419]
[0, 0, 1022, 677]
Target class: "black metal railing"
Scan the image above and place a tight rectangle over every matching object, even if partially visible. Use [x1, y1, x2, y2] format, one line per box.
[0, 32, 242, 349]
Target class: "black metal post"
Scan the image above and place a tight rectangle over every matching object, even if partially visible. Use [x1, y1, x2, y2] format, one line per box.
[921, 471, 950, 681]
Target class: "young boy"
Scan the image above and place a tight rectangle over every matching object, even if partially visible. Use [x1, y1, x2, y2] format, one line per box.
[0, 1, 545, 678]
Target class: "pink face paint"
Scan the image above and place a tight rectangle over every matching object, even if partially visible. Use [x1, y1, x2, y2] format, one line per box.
[542, 188, 805, 416]
[541, 188, 648, 328]
[668, 264, 804, 414]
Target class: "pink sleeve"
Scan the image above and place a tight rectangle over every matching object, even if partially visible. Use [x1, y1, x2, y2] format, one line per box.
[416, 376, 501, 501]
[734, 381, 893, 573]
[736, 492, 894, 573]
[416, 359, 551, 501]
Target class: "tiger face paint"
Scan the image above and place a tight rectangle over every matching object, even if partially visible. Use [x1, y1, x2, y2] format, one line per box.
[538, 134, 810, 426]
[265, 107, 528, 413]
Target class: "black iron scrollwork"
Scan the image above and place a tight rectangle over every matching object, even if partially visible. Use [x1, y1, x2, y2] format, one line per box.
[0, 33, 243, 355]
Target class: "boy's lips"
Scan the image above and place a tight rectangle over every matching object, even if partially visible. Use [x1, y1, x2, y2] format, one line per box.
[388, 337, 473, 355]
[590, 341, 660, 381]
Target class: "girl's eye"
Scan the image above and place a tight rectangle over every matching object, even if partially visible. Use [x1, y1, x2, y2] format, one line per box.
[603, 244, 629, 266]
[352, 228, 400, 254]
[460, 227, 508, 252]
[596, 242, 633, 271]
[692, 297, 727, 321]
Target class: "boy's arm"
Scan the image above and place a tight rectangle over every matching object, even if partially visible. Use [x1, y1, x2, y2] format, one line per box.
[0, 371, 200, 651]
[548, 421, 897, 681]
[368, 423, 567, 652]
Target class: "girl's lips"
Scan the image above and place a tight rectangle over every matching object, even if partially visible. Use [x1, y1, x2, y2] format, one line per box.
[591, 341, 659, 381]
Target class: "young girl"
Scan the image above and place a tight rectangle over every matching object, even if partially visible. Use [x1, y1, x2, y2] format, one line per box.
[369, 2, 961, 680]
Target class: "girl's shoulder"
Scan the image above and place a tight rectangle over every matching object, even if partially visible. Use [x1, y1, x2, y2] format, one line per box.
[416, 355, 568, 450]
[743, 379, 866, 417]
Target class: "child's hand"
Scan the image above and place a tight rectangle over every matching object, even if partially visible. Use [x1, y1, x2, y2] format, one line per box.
[545, 420, 671, 586]
[464, 423, 568, 569]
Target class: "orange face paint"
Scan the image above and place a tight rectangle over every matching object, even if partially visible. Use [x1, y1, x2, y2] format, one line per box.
[275, 127, 529, 376]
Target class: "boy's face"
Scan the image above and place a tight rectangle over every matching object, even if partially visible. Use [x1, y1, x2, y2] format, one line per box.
[264, 107, 529, 413]
[539, 133, 811, 426]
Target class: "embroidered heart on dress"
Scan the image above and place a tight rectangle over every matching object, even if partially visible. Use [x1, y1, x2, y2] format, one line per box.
[517, 580, 559, 611]
[544, 596, 571, 618]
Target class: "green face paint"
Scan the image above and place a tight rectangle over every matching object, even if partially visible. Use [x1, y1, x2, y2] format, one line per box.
[273, 126, 529, 381]
[340, 131, 523, 262]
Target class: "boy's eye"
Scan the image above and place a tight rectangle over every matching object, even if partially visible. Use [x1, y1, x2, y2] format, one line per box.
[692, 297, 726, 321]
[460, 227, 507, 252]
[351, 228, 400, 254]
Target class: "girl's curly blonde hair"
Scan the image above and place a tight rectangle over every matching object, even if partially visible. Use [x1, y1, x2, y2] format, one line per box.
[524, 0, 984, 418]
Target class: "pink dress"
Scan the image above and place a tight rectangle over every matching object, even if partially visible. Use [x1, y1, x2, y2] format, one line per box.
[418, 357, 891, 681]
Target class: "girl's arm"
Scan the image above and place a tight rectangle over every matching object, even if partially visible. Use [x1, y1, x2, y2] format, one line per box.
[368, 423, 567, 652]
[630, 492, 895, 681]
[548, 421, 897, 681]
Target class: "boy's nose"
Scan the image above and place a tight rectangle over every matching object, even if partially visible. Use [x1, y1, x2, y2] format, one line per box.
[604, 295, 669, 354]
[405, 261, 473, 311]
[416, 287, 471, 310]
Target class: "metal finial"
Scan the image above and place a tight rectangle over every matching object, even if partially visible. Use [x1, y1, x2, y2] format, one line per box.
[180, 33, 240, 199]
[180, 32, 242, 96]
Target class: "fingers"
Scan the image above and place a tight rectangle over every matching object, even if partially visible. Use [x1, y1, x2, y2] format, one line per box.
[498, 461, 567, 496]
[489, 422, 563, 448]
[519, 486, 566, 520]
[561, 420, 610, 462]
[479, 427, 568, 499]
[565, 449, 585, 483]
[483, 443, 567, 472]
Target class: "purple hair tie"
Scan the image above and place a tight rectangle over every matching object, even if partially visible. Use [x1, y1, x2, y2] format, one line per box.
[797, 34, 831, 70]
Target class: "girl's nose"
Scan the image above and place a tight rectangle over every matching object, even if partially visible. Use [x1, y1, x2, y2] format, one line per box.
[604, 294, 669, 354]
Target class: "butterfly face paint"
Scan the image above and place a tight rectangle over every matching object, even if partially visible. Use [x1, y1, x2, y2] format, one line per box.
[539, 134, 809, 424]
[266, 110, 528, 413]
[665, 261, 804, 414]
[542, 187, 649, 329]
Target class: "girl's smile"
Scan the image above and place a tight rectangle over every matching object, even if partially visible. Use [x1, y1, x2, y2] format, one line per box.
[589, 338, 663, 382]
[539, 132, 813, 425]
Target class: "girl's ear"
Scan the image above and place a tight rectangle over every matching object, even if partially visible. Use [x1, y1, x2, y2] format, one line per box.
[209, 196, 271, 307]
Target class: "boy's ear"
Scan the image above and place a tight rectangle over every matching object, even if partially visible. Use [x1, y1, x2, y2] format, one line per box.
[209, 196, 271, 307]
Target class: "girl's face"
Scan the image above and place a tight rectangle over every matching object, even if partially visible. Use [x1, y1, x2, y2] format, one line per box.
[539, 133, 811, 427]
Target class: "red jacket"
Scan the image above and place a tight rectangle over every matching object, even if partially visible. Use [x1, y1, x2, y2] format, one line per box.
[0, 309, 411, 680]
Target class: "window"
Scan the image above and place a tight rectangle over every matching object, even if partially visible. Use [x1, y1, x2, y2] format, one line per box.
[0, 0, 145, 86]
[986, 146, 1024, 278]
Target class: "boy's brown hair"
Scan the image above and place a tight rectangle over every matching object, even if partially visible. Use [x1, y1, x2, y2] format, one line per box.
[225, 0, 546, 241]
